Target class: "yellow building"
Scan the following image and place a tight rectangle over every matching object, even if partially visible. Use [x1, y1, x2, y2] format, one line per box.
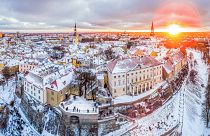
[0, 63, 4, 72]
[46, 82, 79, 107]
[0, 32, 3, 38]
[86, 91, 96, 100]
[0, 64, 18, 75]
[56, 61, 66, 65]
[72, 58, 81, 67]
[9, 65, 19, 74]
[150, 51, 158, 57]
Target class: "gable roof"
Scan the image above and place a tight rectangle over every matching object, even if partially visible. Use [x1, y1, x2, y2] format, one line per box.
[107, 56, 162, 74]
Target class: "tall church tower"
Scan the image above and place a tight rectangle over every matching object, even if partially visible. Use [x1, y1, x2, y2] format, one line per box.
[72, 22, 79, 45]
[150, 21, 155, 37]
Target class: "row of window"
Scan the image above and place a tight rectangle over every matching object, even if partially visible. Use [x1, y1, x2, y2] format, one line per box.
[114, 68, 162, 79]
[24, 86, 41, 100]
[24, 81, 41, 94]
[20, 65, 36, 70]
[113, 82, 153, 93]
[24, 81, 42, 101]
[114, 75, 162, 87]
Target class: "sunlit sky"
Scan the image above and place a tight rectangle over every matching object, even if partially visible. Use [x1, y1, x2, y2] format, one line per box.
[0, 0, 210, 32]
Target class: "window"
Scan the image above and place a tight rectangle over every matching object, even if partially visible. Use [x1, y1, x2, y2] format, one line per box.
[34, 93, 36, 96]
[51, 97, 54, 101]
[114, 82, 116, 87]
[131, 73, 133, 75]
[123, 80, 125, 84]
[51, 92, 54, 95]
[122, 75, 125, 77]
[118, 75, 120, 78]
[123, 88, 125, 91]
[114, 89, 116, 93]
[118, 80, 121, 86]
[38, 90, 40, 94]
[39, 96, 40, 99]
[114, 76, 116, 78]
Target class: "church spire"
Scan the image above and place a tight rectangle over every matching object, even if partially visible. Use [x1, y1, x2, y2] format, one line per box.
[72, 22, 79, 46]
[73, 22, 77, 36]
[150, 21, 155, 36]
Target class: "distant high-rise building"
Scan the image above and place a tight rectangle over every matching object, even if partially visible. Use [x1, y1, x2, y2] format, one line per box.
[150, 21, 155, 37]
[0, 32, 3, 38]
[72, 22, 79, 45]
[16, 31, 21, 38]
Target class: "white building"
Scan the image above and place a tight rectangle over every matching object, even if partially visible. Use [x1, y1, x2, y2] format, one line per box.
[23, 64, 73, 104]
[19, 59, 41, 73]
[107, 56, 163, 98]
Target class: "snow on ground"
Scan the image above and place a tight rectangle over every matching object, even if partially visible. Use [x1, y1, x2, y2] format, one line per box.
[113, 81, 166, 105]
[181, 50, 208, 136]
[60, 96, 98, 114]
[127, 79, 183, 136]
[0, 78, 39, 136]
[0, 78, 16, 104]
[124, 49, 210, 136]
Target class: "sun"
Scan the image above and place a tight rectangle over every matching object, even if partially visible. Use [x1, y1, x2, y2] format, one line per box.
[167, 24, 182, 35]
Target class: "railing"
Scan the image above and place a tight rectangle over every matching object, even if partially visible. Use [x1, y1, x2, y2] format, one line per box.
[60, 106, 98, 114]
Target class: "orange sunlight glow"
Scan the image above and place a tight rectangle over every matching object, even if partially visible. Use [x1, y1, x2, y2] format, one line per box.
[167, 24, 183, 35]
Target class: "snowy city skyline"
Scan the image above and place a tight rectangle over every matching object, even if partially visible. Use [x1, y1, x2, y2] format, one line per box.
[0, 1, 210, 136]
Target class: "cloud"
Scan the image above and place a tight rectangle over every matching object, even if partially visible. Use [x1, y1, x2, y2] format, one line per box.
[0, 0, 208, 31]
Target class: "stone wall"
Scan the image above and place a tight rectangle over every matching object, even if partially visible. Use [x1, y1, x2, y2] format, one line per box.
[20, 95, 46, 133]
[20, 94, 99, 136]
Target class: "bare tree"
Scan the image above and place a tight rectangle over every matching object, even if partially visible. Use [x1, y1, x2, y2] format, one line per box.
[2, 66, 10, 80]
[203, 84, 210, 127]
[104, 48, 115, 60]
[75, 68, 96, 100]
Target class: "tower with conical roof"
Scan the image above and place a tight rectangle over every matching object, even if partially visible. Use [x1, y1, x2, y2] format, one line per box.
[150, 21, 155, 37]
[72, 22, 79, 45]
